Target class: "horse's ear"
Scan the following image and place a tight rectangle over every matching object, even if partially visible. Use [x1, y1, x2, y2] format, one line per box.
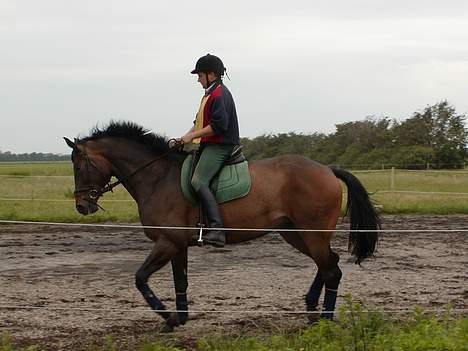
[63, 137, 78, 152]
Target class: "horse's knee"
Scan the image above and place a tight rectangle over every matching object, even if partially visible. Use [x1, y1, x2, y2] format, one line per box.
[322, 266, 342, 290]
[135, 270, 148, 291]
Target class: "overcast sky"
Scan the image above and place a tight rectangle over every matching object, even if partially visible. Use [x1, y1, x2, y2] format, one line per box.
[1, 0, 468, 153]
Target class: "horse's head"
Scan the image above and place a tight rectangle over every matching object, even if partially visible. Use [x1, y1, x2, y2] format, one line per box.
[64, 137, 113, 215]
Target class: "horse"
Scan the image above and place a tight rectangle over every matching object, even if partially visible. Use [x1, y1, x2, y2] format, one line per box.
[64, 121, 380, 332]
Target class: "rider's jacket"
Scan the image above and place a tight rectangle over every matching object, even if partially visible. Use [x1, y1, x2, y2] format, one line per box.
[193, 81, 240, 145]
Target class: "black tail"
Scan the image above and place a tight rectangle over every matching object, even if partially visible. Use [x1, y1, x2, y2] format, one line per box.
[331, 168, 380, 264]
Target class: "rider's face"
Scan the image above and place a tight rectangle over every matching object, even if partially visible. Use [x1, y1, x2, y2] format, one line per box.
[197, 73, 207, 88]
[197, 72, 216, 89]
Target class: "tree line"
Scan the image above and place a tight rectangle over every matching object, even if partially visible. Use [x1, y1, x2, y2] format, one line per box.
[0, 151, 69, 162]
[242, 101, 467, 169]
[2, 101, 466, 169]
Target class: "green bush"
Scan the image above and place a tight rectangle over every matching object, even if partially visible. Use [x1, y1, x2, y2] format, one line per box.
[2, 297, 467, 351]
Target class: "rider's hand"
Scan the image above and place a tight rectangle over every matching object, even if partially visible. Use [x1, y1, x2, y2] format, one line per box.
[180, 133, 193, 144]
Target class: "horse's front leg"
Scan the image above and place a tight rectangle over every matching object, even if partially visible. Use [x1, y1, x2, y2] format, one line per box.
[170, 249, 189, 327]
[135, 243, 175, 328]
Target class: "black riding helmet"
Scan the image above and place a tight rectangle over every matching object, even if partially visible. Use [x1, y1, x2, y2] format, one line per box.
[191, 54, 226, 77]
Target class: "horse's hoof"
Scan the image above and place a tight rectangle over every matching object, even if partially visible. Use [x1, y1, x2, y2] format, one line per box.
[178, 313, 188, 325]
[307, 313, 320, 325]
[166, 312, 180, 328]
[161, 323, 174, 333]
[306, 308, 320, 325]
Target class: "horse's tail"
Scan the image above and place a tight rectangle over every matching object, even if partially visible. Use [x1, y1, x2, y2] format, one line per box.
[331, 167, 380, 264]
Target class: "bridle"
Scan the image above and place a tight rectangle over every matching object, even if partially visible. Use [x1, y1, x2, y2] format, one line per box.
[73, 139, 181, 206]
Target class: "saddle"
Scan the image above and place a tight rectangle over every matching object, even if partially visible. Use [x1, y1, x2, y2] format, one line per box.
[180, 146, 251, 206]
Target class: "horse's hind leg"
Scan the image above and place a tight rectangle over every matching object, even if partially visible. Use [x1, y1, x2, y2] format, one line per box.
[305, 270, 325, 321]
[281, 231, 342, 321]
[280, 232, 324, 322]
[318, 248, 341, 320]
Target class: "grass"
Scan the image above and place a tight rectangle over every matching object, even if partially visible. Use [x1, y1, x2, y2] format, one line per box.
[0, 162, 139, 222]
[2, 299, 467, 350]
[1, 163, 468, 222]
[0, 161, 71, 176]
[355, 169, 468, 214]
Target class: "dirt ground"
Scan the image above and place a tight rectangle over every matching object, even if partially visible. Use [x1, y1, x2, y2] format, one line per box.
[1, 215, 467, 350]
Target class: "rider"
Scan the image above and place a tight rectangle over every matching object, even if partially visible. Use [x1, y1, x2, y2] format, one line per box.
[179, 54, 240, 247]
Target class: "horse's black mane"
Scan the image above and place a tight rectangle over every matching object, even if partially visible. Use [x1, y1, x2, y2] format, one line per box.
[80, 121, 171, 154]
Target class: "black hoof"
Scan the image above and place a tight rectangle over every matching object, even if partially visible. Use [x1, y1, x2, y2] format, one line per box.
[307, 308, 320, 324]
[178, 312, 188, 325]
[166, 312, 180, 329]
[161, 323, 174, 333]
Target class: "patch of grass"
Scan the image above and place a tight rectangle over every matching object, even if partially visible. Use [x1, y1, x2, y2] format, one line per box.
[372, 192, 468, 214]
[1, 332, 39, 351]
[137, 300, 468, 351]
[0, 200, 139, 223]
[5, 171, 31, 177]
[0, 162, 72, 176]
[63, 187, 75, 199]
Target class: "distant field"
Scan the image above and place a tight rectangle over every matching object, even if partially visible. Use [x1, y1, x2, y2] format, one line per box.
[1, 162, 468, 222]
[0, 162, 138, 222]
[354, 169, 468, 214]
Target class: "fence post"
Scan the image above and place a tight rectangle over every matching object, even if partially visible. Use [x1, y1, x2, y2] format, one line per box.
[391, 167, 395, 190]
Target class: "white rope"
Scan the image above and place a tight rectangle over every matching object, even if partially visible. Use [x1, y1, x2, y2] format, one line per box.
[0, 305, 465, 315]
[1, 219, 468, 232]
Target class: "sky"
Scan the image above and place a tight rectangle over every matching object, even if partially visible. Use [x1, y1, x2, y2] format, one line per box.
[1, 0, 468, 154]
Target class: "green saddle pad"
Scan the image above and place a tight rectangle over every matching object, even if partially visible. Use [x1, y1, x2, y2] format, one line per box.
[181, 153, 251, 206]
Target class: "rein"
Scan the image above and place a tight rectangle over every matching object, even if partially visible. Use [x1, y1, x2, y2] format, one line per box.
[74, 139, 181, 203]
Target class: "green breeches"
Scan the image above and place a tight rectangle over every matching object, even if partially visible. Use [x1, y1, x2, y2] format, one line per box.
[191, 144, 234, 193]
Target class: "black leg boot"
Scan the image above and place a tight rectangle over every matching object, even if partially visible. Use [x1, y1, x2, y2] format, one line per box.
[197, 186, 226, 247]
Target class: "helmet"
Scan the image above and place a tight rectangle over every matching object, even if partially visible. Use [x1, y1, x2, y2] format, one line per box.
[191, 54, 226, 76]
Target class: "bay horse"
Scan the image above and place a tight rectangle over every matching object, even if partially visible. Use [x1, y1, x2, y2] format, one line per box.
[64, 121, 380, 332]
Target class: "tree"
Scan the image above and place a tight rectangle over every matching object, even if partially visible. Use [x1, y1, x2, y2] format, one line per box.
[393, 101, 467, 168]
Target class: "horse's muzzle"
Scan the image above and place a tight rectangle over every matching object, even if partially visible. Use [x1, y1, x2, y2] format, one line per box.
[75, 199, 98, 215]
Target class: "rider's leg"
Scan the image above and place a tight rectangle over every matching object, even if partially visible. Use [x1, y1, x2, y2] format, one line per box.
[191, 144, 233, 247]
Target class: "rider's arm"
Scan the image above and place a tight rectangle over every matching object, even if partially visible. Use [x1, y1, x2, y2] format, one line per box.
[209, 94, 229, 134]
[180, 125, 214, 144]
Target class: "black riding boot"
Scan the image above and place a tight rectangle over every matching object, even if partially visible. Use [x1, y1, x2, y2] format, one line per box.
[197, 186, 226, 247]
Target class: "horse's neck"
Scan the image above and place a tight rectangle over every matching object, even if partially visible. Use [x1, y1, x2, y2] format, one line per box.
[103, 144, 178, 202]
